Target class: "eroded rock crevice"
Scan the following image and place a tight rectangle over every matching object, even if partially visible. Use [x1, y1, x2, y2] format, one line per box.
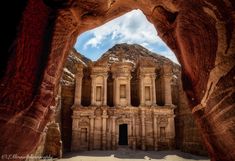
[0, 0, 234, 161]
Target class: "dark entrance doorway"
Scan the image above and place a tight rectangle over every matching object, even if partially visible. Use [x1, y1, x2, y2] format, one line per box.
[119, 124, 128, 145]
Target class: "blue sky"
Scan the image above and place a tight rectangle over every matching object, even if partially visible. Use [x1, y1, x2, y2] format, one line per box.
[74, 9, 178, 63]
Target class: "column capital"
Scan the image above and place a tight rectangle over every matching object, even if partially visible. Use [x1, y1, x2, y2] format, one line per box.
[138, 74, 145, 79]
[75, 64, 83, 73]
[112, 75, 117, 79]
[131, 113, 135, 117]
[167, 114, 176, 118]
[153, 113, 159, 118]
[90, 74, 96, 79]
[140, 109, 146, 117]
[163, 73, 173, 79]
[72, 114, 81, 119]
[102, 115, 108, 119]
[91, 73, 108, 78]
[89, 115, 96, 119]
[140, 107, 146, 111]
[75, 72, 83, 77]
[103, 74, 108, 79]
[110, 116, 117, 119]
[151, 74, 156, 79]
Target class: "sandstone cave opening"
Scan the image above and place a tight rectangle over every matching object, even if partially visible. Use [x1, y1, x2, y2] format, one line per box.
[0, 1, 233, 161]
[59, 9, 195, 154]
[56, 8, 212, 158]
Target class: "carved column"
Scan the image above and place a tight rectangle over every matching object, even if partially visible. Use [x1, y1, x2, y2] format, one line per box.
[71, 115, 80, 151]
[127, 76, 131, 106]
[152, 75, 156, 105]
[111, 116, 116, 150]
[102, 110, 108, 150]
[153, 113, 158, 150]
[164, 75, 172, 105]
[113, 77, 120, 106]
[107, 118, 112, 150]
[89, 115, 95, 150]
[91, 66, 108, 106]
[132, 114, 136, 150]
[168, 115, 175, 138]
[139, 76, 144, 106]
[111, 62, 133, 107]
[103, 75, 108, 106]
[138, 67, 156, 106]
[91, 75, 96, 106]
[74, 64, 83, 106]
[168, 114, 175, 149]
[140, 108, 146, 150]
[163, 64, 172, 105]
[113, 78, 117, 106]
[116, 78, 120, 106]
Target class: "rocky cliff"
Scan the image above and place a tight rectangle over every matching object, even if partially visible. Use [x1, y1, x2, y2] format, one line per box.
[62, 43, 180, 82]
[62, 48, 92, 86]
[60, 43, 207, 155]
[60, 49, 91, 152]
[95, 43, 176, 66]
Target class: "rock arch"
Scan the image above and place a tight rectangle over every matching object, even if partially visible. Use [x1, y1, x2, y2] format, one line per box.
[0, 0, 234, 161]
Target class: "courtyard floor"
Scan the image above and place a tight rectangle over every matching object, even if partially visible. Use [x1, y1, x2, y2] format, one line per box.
[55, 148, 209, 161]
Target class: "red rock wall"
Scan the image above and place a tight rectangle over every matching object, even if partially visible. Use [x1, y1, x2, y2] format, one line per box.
[0, 1, 234, 161]
[147, 1, 235, 160]
[0, 0, 79, 159]
[43, 123, 62, 158]
[0, 0, 55, 158]
[61, 85, 74, 152]
[174, 75, 208, 156]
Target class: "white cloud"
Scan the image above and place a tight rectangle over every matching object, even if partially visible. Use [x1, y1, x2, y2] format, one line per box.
[83, 9, 159, 49]
[81, 9, 178, 63]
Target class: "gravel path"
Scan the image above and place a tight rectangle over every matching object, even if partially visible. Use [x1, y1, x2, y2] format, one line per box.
[53, 149, 209, 161]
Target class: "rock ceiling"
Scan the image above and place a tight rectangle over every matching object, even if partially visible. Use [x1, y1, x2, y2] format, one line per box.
[0, 0, 234, 161]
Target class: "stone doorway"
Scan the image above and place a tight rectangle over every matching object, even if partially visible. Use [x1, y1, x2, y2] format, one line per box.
[118, 124, 128, 145]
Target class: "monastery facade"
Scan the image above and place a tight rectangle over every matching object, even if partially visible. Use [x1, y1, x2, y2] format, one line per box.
[71, 61, 176, 151]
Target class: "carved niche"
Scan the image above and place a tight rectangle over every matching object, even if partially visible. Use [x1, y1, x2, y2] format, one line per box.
[158, 115, 168, 127]
[79, 117, 89, 127]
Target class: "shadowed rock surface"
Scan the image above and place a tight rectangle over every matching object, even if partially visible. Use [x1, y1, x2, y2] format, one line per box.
[0, 1, 234, 161]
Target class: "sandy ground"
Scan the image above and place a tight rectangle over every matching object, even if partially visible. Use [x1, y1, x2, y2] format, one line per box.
[51, 148, 209, 161]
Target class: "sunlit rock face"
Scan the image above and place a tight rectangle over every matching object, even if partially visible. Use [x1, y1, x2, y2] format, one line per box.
[60, 44, 207, 154]
[68, 44, 178, 151]
[60, 49, 92, 152]
[0, 0, 234, 161]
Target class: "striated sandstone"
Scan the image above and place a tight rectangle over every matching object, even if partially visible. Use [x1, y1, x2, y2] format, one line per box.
[0, 1, 234, 161]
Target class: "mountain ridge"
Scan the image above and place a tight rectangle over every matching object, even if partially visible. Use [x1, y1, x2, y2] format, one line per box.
[62, 43, 180, 85]
[94, 43, 179, 68]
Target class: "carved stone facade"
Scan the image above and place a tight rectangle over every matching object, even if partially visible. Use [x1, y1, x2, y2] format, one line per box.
[71, 61, 175, 151]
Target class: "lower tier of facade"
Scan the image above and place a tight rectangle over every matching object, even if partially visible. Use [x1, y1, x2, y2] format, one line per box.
[71, 105, 175, 151]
